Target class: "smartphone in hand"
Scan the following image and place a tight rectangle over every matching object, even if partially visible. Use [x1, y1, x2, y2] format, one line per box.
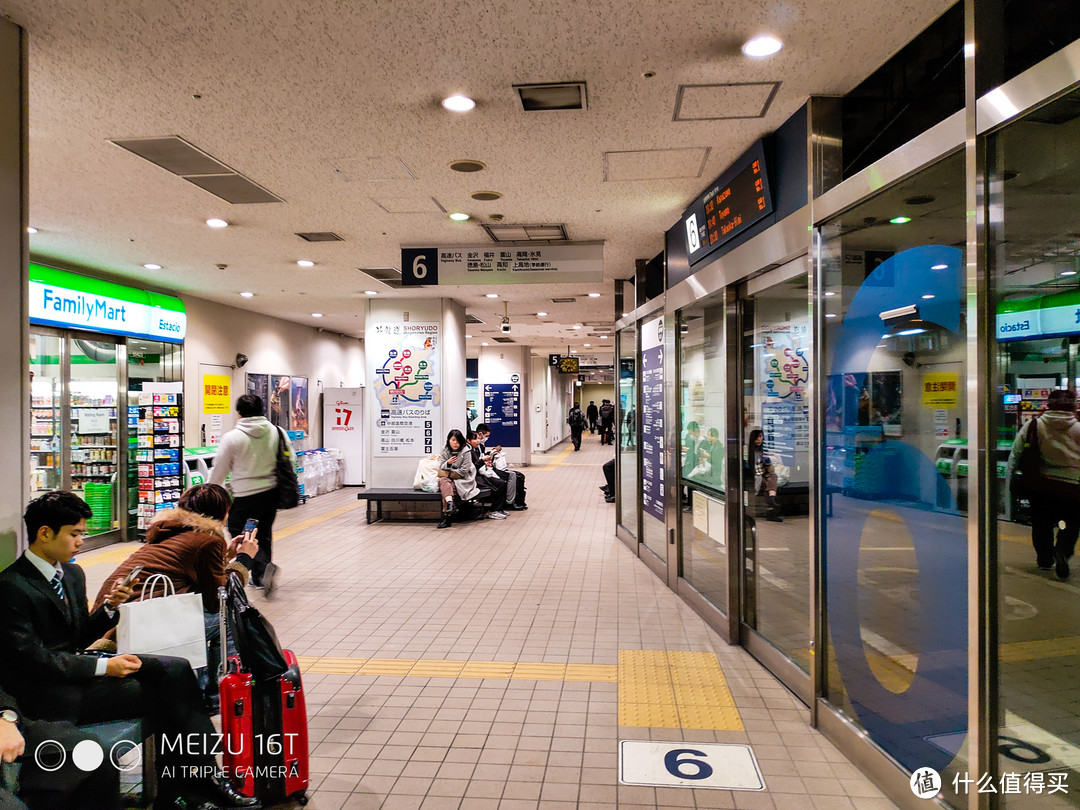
[243, 518, 259, 533]
[120, 564, 144, 588]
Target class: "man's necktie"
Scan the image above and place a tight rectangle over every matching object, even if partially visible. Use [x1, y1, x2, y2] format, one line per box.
[50, 570, 66, 602]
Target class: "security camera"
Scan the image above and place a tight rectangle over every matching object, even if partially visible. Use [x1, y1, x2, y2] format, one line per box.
[235, 353, 249, 368]
[501, 316, 511, 334]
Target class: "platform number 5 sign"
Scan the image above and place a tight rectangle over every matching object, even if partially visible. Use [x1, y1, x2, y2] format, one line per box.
[401, 248, 439, 286]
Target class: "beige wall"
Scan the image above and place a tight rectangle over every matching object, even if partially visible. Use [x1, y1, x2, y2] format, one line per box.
[182, 296, 364, 448]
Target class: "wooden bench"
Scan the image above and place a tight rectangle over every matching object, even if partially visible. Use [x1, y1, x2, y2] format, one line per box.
[356, 488, 442, 524]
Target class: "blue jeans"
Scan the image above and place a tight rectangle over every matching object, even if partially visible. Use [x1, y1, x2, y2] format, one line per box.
[196, 609, 236, 707]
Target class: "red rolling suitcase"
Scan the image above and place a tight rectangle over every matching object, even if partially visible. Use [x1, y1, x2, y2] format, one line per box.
[218, 583, 310, 806]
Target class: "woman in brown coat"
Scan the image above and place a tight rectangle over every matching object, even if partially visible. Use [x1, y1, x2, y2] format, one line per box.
[93, 483, 257, 708]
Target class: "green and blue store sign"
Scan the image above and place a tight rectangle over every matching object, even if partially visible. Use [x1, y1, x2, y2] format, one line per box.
[29, 263, 186, 343]
[997, 289, 1080, 342]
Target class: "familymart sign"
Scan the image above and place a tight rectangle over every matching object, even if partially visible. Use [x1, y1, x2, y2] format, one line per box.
[29, 264, 186, 343]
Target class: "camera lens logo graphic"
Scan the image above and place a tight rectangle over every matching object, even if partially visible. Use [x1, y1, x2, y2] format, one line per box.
[34, 738, 140, 772]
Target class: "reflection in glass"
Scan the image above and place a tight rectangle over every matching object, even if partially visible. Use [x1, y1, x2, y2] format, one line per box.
[680, 298, 727, 609]
[617, 324, 638, 539]
[991, 87, 1080, 809]
[741, 271, 811, 670]
[819, 152, 967, 807]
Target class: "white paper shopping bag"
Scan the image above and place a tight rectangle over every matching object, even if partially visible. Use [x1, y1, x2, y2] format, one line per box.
[116, 574, 207, 670]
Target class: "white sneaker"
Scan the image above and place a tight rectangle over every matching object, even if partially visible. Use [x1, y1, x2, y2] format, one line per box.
[487, 511, 508, 519]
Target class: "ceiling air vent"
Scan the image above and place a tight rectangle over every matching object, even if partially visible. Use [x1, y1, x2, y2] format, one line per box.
[465, 314, 485, 324]
[296, 232, 344, 242]
[109, 136, 284, 204]
[491, 336, 516, 344]
[551, 297, 577, 303]
[482, 223, 569, 242]
[514, 82, 587, 111]
[358, 267, 402, 288]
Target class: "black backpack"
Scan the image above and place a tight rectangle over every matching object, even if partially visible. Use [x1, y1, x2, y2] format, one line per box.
[570, 409, 586, 430]
[273, 426, 301, 509]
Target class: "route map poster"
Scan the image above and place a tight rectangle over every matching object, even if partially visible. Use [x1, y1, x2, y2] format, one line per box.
[370, 322, 440, 457]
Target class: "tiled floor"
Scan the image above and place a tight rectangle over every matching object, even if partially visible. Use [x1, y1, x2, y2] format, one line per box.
[82, 434, 897, 810]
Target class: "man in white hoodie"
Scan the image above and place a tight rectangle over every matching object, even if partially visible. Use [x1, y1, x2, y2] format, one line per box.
[210, 393, 293, 594]
[1008, 388, 1080, 579]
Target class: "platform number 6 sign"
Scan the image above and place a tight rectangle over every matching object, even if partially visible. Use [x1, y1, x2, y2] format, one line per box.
[401, 248, 439, 286]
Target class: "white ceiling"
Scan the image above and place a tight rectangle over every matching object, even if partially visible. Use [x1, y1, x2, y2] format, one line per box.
[8, 0, 955, 354]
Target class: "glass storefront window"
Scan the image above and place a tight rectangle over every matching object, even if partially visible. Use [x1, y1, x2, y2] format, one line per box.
[29, 333, 62, 494]
[679, 296, 727, 609]
[617, 323, 638, 539]
[989, 86, 1080, 807]
[819, 151, 967, 806]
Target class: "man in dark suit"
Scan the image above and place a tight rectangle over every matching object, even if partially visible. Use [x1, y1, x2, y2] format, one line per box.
[0, 682, 119, 810]
[0, 492, 259, 810]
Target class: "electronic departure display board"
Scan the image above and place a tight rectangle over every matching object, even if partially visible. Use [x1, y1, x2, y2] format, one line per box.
[557, 356, 580, 374]
[681, 140, 773, 267]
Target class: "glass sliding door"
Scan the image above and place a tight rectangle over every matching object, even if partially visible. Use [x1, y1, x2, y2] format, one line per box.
[739, 266, 812, 678]
[989, 86, 1080, 808]
[69, 336, 120, 537]
[818, 151, 967, 806]
[679, 295, 727, 610]
[617, 323, 639, 540]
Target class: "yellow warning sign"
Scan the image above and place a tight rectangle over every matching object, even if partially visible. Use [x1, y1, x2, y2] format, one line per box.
[922, 372, 959, 408]
[202, 374, 231, 414]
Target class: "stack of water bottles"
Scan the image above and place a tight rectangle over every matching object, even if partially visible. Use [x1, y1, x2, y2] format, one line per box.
[295, 449, 344, 500]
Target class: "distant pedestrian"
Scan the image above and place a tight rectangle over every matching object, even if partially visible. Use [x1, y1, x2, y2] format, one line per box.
[599, 399, 615, 445]
[586, 401, 599, 434]
[568, 403, 586, 451]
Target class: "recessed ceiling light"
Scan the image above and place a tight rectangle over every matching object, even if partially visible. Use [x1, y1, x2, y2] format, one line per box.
[449, 212, 470, 222]
[825, 313, 837, 319]
[897, 328, 926, 336]
[584, 343, 591, 347]
[1062, 270, 1078, 277]
[570, 349, 578, 354]
[364, 290, 378, 296]
[481, 342, 489, 346]
[206, 218, 229, 228]
[240, 291, 254, 298]
[572, 324, 582, 329]
[536, 311, 548, 317]
[889, 216, 911, 225]
[485, 293, 499, 298]
[143, 263, 162, 270]
[442, 94, 476, 112]
[466, 334, 472, 339]
[297, 260, 314, 267]
[742, 36, 783, 57]
[931, 264, 948, 270]
[311, 313, 323, 318]
[588, 292, 601, 298]
[922, 293, 936, 299]
[824, 291, 836, 297]
[27, 226, 37, 234]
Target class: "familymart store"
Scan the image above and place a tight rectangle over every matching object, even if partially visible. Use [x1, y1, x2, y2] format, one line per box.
[29, 264, 186, 549]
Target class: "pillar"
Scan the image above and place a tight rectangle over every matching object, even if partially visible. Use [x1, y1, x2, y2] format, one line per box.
[0, 18, 27, 567]
[479, 345, 531, 467]
[364, 297, 466, 487]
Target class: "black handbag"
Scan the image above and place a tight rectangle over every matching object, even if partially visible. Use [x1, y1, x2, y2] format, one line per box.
[1012, 416, 1042, 499]
[273, 426, 301, 510]
[225, 572, 288, 681]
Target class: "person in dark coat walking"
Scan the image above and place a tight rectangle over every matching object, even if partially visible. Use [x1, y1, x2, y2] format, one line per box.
[586, 401, 599, 434]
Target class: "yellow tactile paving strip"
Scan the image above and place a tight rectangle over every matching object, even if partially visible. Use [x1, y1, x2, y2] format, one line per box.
[618, 650, 744, 731]
[296, 650, 741, 730]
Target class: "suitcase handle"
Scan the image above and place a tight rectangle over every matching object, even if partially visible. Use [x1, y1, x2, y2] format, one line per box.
[218, 584, 228, 683]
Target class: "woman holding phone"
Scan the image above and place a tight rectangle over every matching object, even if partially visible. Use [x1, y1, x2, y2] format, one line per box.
[92, 483, 258, 710]
[436, 429, 479, 529]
